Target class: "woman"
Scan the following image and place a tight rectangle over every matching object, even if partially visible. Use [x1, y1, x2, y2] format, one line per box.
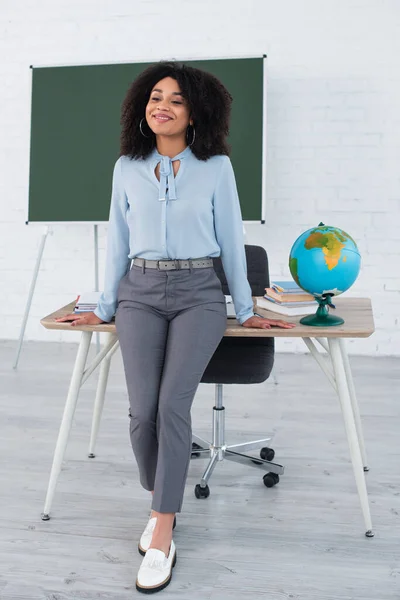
[56, 61, 295, 594]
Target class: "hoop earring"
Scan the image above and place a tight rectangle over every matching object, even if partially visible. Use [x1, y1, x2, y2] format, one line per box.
[139, 117, 151, 138]
[186, 124, 196, 146]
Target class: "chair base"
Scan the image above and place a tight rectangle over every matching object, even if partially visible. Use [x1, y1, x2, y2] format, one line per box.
[191, 434, 285, 491]
[191, 384, 285, 497]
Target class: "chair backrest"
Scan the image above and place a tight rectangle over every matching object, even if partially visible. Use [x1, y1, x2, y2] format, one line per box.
[201, 245, 274, 385]
[213, 245, 271, 297]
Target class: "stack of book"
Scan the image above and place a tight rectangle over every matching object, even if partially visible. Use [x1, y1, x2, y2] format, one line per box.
[256, 280, 317, 316]
[74, 292, 102, 313]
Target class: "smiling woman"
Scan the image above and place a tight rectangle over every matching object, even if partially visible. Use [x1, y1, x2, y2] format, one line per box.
[55, 59, 293, 595]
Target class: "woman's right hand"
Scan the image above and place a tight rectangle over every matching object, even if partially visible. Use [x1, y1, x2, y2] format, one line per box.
[55, 311, 106, 327]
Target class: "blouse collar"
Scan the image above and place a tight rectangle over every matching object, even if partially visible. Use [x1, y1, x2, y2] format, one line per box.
[151, 145, 192, 202]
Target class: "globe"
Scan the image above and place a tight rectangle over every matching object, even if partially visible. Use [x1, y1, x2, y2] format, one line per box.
[288, 223, 361, 326]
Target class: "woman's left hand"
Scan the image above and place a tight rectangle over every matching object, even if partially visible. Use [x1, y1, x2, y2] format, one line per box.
[241, 315, 296, 329]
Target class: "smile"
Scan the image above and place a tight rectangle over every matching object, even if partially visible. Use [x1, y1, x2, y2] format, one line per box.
[153, 115, 173, 122]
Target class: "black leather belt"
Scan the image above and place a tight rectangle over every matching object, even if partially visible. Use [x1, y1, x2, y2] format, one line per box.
[132, 257, 214, 270]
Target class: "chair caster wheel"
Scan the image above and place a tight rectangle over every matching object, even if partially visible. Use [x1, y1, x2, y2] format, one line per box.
[195, 484, 210, 499]
[263, 473, 280, 488]
[260, 447, 275, 461]
[191, 442, 203, 458]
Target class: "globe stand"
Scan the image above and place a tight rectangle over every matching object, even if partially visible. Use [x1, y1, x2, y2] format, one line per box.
[300, 294, 344, 327]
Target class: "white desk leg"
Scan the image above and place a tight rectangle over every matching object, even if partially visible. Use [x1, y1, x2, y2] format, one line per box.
[328, 338, 374, 537]
[88, 333, 118, 458]
[42, 331, 93, 520]
[339, 338, 369, 471]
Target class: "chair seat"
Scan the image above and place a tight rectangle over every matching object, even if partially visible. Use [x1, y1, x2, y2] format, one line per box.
[201, 337, 274, 384]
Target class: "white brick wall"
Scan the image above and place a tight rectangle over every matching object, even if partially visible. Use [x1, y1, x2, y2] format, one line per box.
[1, 0, 399, 355]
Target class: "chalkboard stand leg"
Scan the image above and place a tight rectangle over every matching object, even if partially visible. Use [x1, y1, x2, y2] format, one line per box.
[94, 225, 100, 355]
[13, 225, 51, 369]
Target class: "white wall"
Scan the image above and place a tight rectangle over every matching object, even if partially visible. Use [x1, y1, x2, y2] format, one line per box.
[1, 0, 399, 355]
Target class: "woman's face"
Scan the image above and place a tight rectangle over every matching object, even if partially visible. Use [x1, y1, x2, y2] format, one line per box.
[145, 77, 193, 139]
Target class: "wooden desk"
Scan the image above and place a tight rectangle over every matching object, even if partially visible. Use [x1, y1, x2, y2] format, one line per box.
[42, 297, 374, 337]
[41, 297, 375, 536]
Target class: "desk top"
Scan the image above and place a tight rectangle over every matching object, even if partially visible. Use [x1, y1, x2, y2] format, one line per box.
[41, 297, 374, 338]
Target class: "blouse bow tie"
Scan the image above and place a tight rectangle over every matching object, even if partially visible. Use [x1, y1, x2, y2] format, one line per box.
[158, 155, 177, 202]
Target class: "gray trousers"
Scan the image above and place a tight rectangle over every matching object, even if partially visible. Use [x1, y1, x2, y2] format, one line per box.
[115, 262, 227, 513]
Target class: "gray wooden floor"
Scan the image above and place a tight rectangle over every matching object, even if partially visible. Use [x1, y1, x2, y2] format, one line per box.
[1, 340, 399, 600]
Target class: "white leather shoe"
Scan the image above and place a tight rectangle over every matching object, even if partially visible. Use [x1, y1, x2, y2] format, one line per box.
[136, 540, 177, 594]
[138, 515, 176, 556]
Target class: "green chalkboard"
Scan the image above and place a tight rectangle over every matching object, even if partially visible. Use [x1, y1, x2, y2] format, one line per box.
[28, 57, 265, 223]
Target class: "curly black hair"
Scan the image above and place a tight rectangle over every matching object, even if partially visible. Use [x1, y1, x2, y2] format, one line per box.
[120, 61, 233, 161]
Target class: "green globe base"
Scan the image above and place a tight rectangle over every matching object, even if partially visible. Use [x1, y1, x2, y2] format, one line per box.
[300, 297, 344, 327]
[300, 312, 344, 327]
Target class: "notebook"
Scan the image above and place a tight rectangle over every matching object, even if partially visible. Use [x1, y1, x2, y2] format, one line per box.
[225, 295, 237, 318]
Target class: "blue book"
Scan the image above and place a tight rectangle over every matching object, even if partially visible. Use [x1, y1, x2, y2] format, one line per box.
[271, 280, 302, 294]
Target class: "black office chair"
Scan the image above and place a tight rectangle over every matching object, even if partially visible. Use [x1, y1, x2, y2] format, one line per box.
[191, 245, 284, 499]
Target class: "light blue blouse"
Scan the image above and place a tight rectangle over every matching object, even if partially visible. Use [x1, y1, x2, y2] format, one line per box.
[94, 145, 255, 325]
